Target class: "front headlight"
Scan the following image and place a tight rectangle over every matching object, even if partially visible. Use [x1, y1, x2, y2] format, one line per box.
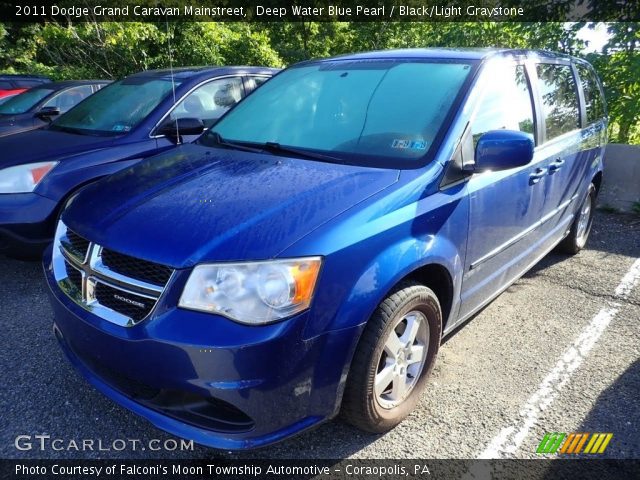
[0, 161, 58, 193]
[178, 257, 322, 325]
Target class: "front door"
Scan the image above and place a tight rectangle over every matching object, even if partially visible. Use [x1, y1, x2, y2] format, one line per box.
[459, 59, 546, 319]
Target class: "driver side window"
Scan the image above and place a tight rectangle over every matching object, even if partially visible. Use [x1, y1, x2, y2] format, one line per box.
[42, 85, 94, 113]
[472, 63, 535, 147]
[169, 77, 244, 128]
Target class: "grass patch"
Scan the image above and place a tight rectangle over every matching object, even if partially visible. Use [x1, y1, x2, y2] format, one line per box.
[598, 204, 620, 214]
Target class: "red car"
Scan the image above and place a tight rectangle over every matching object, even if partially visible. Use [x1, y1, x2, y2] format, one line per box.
[0, 74, 51, 100]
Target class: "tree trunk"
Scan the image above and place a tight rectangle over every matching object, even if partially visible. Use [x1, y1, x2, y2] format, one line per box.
[617, 122, 631, 144]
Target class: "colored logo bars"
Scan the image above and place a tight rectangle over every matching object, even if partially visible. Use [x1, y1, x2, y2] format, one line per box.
[537, 433, 613, 454]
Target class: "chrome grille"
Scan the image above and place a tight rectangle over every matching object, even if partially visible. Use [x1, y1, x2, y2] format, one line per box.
[65, 262, 83, 292]
[52, 221, 173, 327]
[62, 229, 90, 262]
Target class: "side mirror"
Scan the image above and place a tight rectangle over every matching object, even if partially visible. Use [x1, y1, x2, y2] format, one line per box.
[36, 106, 61, 120]
[156, 117, 205, 144]
[473, 130, 534, 172]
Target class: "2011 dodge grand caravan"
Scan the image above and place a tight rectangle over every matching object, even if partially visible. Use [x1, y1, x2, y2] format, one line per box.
[44, 49, 607, 449]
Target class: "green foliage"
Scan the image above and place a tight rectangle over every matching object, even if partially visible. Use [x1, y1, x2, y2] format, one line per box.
[587, 23, 640, 144]
[0, 21, 284, 79]
[0, 20, 637, 144]
[170, 23, 283, 68]
[344, 22, 586, 53]
[255, 22, 354, 63]
[598, 204, 620, 214]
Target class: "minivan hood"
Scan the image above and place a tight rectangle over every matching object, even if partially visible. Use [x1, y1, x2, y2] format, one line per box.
[0, 128, 115, 168]
[65, 144, 398, 267]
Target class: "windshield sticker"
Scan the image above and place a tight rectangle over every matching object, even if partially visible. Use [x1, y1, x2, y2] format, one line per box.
[392, 139, 427, 150]
[112, 124, 131, 132]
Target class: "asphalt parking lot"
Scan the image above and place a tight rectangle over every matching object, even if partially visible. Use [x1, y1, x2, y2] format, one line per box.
[1, 211, 638, 460]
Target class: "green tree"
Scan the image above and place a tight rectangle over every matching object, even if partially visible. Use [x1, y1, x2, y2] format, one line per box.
[1, 20, 637, 144]
[0, 21, 284, 80]
[171, 23, 283, 68]
[258, 22, 354, 63]
[36, 22, 165, 79]
[588, 23, 640, 143]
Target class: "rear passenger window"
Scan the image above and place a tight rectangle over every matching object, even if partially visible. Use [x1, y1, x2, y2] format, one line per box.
[576, 63, 605, 124]
[472, 63, 534, 146]
[536, 64, 580, 140]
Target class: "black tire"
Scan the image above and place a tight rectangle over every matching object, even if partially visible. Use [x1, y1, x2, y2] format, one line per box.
[558, 183, 596, 255]
[340, 281, 442, 433]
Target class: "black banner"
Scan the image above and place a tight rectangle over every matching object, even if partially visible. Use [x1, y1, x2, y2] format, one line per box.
[3, 459, 640, 480]
[1, 0, 639, 22]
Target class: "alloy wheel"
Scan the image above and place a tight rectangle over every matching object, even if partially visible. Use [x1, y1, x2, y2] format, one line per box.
[375, 310, 429, 409]
[576, 194, 593, 244]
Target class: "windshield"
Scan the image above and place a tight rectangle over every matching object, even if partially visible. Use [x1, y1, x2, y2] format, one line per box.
[0, 87, 53, 115]
[203, 59, 474, 167]
[50, 77, 182, 135]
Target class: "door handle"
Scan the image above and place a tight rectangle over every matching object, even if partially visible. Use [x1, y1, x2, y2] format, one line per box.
[529, 167, 547, 185]
[548, 158, 565, 174]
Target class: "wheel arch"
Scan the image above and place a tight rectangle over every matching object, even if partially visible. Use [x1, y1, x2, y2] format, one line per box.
[331, 260, 456, 419]
[592, 170, 603, 196]
[404, 263, 454, 331]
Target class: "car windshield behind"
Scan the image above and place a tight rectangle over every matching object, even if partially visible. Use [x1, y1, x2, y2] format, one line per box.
[203, 59, 474, 167]
[50, 76, 182, 135]
[0, 87, 54, 115]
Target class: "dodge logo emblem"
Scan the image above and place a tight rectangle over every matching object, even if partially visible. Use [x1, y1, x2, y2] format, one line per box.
[113, 294, 145, 309]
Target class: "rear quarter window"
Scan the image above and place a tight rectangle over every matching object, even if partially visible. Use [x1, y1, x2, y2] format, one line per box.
[536, 63, 580, 141]
[576, 63, 606, 124]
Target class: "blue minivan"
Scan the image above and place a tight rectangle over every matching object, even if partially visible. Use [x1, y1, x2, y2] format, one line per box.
[44, 49, 607, 449]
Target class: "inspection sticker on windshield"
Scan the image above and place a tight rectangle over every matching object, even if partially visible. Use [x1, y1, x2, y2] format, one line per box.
[112, 124, 131, 132]
[392, 139, 427, 150]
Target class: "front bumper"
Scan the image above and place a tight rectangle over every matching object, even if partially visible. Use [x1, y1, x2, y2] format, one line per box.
[44, 248, 362, 450]
[0, 192, 58, 255]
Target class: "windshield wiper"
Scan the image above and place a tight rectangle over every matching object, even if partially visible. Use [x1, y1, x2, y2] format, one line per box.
[260, 142, 343, 163]
[207, 132, 264, 153]
[206, 134, 344, 163]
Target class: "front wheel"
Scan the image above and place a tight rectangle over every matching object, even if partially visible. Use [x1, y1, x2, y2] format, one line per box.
[558, 183, 596, 255]
[340, 281, 442, 433]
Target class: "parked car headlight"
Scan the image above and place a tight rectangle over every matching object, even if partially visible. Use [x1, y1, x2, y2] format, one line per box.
[0, 161, 58, 193]
[179, 257, 322, 325]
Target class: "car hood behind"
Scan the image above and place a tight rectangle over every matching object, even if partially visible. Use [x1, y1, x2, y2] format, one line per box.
[65, 144, 398, 267]
[0, 128, 116, 167]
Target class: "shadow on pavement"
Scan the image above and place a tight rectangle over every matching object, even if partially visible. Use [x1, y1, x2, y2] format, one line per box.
[525, 212, 640, 279]
[574, 359, 640, 459]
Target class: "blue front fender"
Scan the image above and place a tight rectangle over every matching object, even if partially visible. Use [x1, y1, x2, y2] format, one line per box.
[282, 172, 469, 340]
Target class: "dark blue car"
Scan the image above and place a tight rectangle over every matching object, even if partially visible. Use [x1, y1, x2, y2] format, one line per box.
[0, 80, 110, 137]
[0, 66, 276, 256]
[45, 49, 607, 449]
